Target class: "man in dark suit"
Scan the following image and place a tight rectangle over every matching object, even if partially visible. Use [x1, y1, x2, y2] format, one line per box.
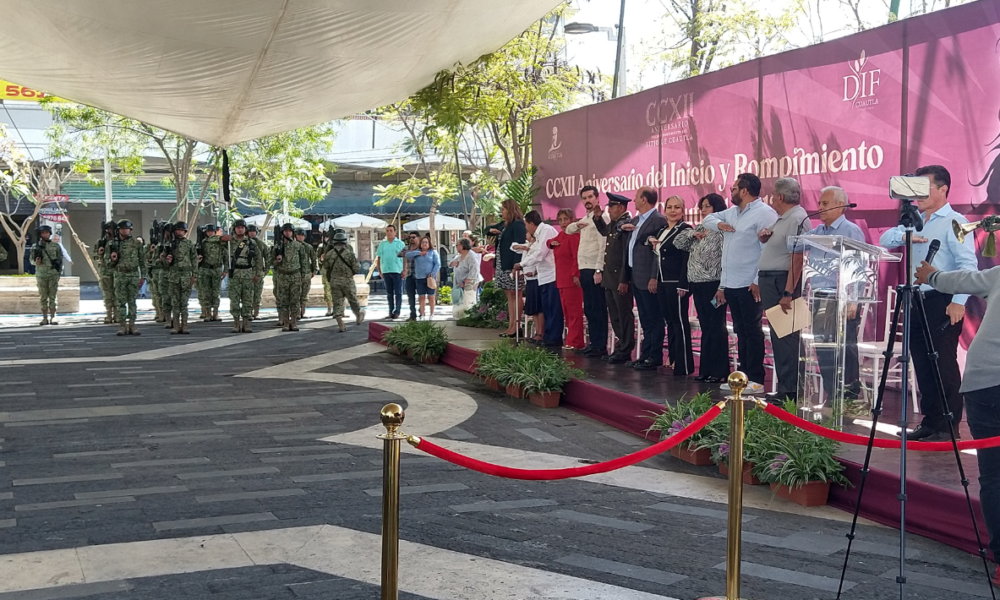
[621, 187, 668, 370]
[595, 192, 635, 363]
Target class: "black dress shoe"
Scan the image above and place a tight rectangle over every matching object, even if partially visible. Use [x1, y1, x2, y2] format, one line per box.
[585, 348, 608, 358]
[694, 375, 709, 382]
[605, 354, 629, 364]
[575, 346, 593, 355]
[906, 425, 938, 441]
[632, 360, 660, 371]
[918, 430, 954, 442]
[625, 360, 639, 368]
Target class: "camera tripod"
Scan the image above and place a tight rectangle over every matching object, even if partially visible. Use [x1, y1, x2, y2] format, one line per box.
[835, 204, 996, 600]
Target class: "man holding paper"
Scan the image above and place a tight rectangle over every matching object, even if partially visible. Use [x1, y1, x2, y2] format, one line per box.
[804, 186, 867, 403]
[757, 177, 810, 402]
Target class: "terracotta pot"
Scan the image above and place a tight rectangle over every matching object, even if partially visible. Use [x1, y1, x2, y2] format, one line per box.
[669, 445, 713, 466]
[505, 384, 525, 399]
[485, 377, 501, 391]
[420, 355, 440, 364]
[529, 391, 561, 408]
[718, 461, 762, 485]
[386, 345, 402, 355]
[769, 481, 831, 507]
[406, 349, 413, 358]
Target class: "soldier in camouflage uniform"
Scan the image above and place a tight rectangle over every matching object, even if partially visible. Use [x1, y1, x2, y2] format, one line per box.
[32, 225, 62, 326]
[271, 223, 309, 332]
[197, 225, 229, 322]
[295, 229, 317, 319]
[110, 220, 147, 336]
[247, 225, 267, 319]
[321, 231, 363, 332]
[164, 221, 198, 334]
[319, 229, 344, 316]
[227, 219, 264, 333]
[92, 221, 118, 324]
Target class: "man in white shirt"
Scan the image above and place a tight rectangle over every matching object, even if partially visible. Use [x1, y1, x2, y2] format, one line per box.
[567, 186, 610, 357]
[514, 210, 562, 346]
[702, 172, 778, 394]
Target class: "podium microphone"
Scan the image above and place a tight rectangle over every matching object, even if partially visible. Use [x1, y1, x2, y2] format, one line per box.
[924, 239, 941, 265]
[797, 203, 858, 234]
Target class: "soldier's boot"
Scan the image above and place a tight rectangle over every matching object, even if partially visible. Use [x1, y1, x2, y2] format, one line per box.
[299, 304, 307, 320]
[277, 309, 286, 327]
[252, 305, 259, 320]
[356, 310, 365, 325]
[179, 314, 190, 334]
[103, 307, 113, 324]
[49, 311, 58, 325]
[117, 320, 128, 336]
[325, 302, 333, 317]
[170, 311, 181, 335]
[39, 310, 49, 326]
[242, 318, 253, 333]
[213, 307, 221, 322]
[336, 316, 345, 333]
[289, 315, 299, 332]
[129, 320, 140, 336]
[231, 317, 241, 333]
[282, 313, 291, 332]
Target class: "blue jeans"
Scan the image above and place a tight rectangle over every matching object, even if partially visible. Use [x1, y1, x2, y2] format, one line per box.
[383, 272, 402, 316]
[964, 384, 1000, 562]
[405, 275, 417, 319]
[539, 282, 564, 344]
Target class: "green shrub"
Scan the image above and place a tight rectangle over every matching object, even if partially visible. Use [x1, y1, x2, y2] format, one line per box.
[754, 402, 850, 489]
[648, 392, 719, 452]
[473, 342, 584, 393]
[408, 323, 448, 361]
[437, 285, 452, 306]
[457, 281, 507, 329]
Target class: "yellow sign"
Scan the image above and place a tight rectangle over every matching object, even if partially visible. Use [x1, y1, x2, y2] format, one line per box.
[0, 80, 65, 102]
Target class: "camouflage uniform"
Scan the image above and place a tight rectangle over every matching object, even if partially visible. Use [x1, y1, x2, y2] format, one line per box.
[92, 236, 116, 323]
[32, 236, 62, 324]
[111, 234, 147, 335]
[300, 241, 318, 315]
[248, 231, 267, 318]
[228, 235, 263, 331]
[197, 234, 228, 321]
[165, 235, 198, 333]
[321, 240, 362, 331]
[271, 232, 309, 331]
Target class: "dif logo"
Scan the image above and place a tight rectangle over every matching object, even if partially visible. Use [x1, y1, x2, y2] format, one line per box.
[843, 50, 880, 108]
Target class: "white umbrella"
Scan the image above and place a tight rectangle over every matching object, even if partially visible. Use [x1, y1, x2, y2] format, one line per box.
[320, 214, 387, 231]
[243, 213, 310, 228]
[403, 215, 468, 232]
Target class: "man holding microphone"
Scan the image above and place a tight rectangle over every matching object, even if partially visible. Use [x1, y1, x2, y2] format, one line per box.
[916, 258, 1000, 586]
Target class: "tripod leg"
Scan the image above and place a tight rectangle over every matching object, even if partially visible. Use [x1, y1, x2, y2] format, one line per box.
[912, 291, 997, 599]
[836, 287, 905, 599]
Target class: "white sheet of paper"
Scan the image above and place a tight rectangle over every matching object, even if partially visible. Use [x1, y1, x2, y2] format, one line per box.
[765, 298, 812, 339]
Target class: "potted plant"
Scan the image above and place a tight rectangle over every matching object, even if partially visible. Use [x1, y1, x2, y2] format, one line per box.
[474, 342, 514, 390]
[521, 350, 586, 408]
[456, 281, 509, 329]
[409, 323, 448, 363]
[755, 404, 851, 506]
[649, 392, 717, 466]
[382, 321, 417, 355]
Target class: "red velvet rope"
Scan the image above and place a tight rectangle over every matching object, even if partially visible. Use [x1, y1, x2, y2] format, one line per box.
[759, 401, 1000, 451]
[411, 403, 725, 480]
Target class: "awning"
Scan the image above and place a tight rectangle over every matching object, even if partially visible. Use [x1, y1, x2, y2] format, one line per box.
[403, 215, 468, 232]
[243, 213, 309, 228]
[0, 0, 561, 146]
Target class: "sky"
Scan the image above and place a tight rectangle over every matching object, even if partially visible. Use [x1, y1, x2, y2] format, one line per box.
[563, 0, 965, 93]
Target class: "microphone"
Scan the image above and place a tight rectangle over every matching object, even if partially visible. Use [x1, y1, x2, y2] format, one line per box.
[924, 239, 941, 265]
[797, 203, 858, 234]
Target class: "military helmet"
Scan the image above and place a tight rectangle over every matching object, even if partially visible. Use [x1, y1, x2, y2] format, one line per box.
[118, 219, 133, 229]
[233, 219, 247, 229]
[246, 224, 258, 233]
[332, 231, 349, 243]
[294, 228, 306, 236]
[281, 223, 295, 232]
[174, 221, 189, 231]
[204, 224, 217, 232]
[37, 225, 53, 235]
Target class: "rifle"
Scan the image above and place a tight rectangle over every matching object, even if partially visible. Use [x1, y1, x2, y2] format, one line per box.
[32, 238, 64, 273]
[272, 223, 286, 262]
[97, 221, 118, 256]
[196, 225, 208, 264]
[160, 223, 177, 268]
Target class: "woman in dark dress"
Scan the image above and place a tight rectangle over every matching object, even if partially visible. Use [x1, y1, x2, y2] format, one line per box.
[486, 199, 527, 337]
[649, 195, 695, 376]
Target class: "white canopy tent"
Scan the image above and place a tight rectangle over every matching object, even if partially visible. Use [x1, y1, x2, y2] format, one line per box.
[403, 215, 468, 232]
[0, 0, 561, 146]
[243, 213, 309, 228]
[319, 214, 386, 231]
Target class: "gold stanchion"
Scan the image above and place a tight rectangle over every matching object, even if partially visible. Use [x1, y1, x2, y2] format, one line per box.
[699, 371, 749, 600]
[379, 403, 406, 600]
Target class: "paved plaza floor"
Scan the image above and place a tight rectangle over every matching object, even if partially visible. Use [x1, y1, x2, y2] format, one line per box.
[0, 310, 994, 600]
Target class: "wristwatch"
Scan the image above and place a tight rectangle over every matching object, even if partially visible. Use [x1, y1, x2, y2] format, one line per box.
[782, 290, 793, 298]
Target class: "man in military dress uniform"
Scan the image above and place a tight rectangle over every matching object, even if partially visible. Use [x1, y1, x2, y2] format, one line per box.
[595, 192, 636, 363]
[228, 219, 264, 333]
[197, 224, 228, 322]
[32, 225, 62, 326]
[164, 221, 198, 334]
[296, 228, 317, 319]
[110, 220, 147, 335]
[92, 221, 118, 324]
[271, 223, 310, 331]
[247, 225, 267, 319]
[322, 231, 364, 332]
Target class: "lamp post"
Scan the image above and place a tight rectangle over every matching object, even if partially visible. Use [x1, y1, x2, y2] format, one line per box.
[564, 0, 627, 98]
